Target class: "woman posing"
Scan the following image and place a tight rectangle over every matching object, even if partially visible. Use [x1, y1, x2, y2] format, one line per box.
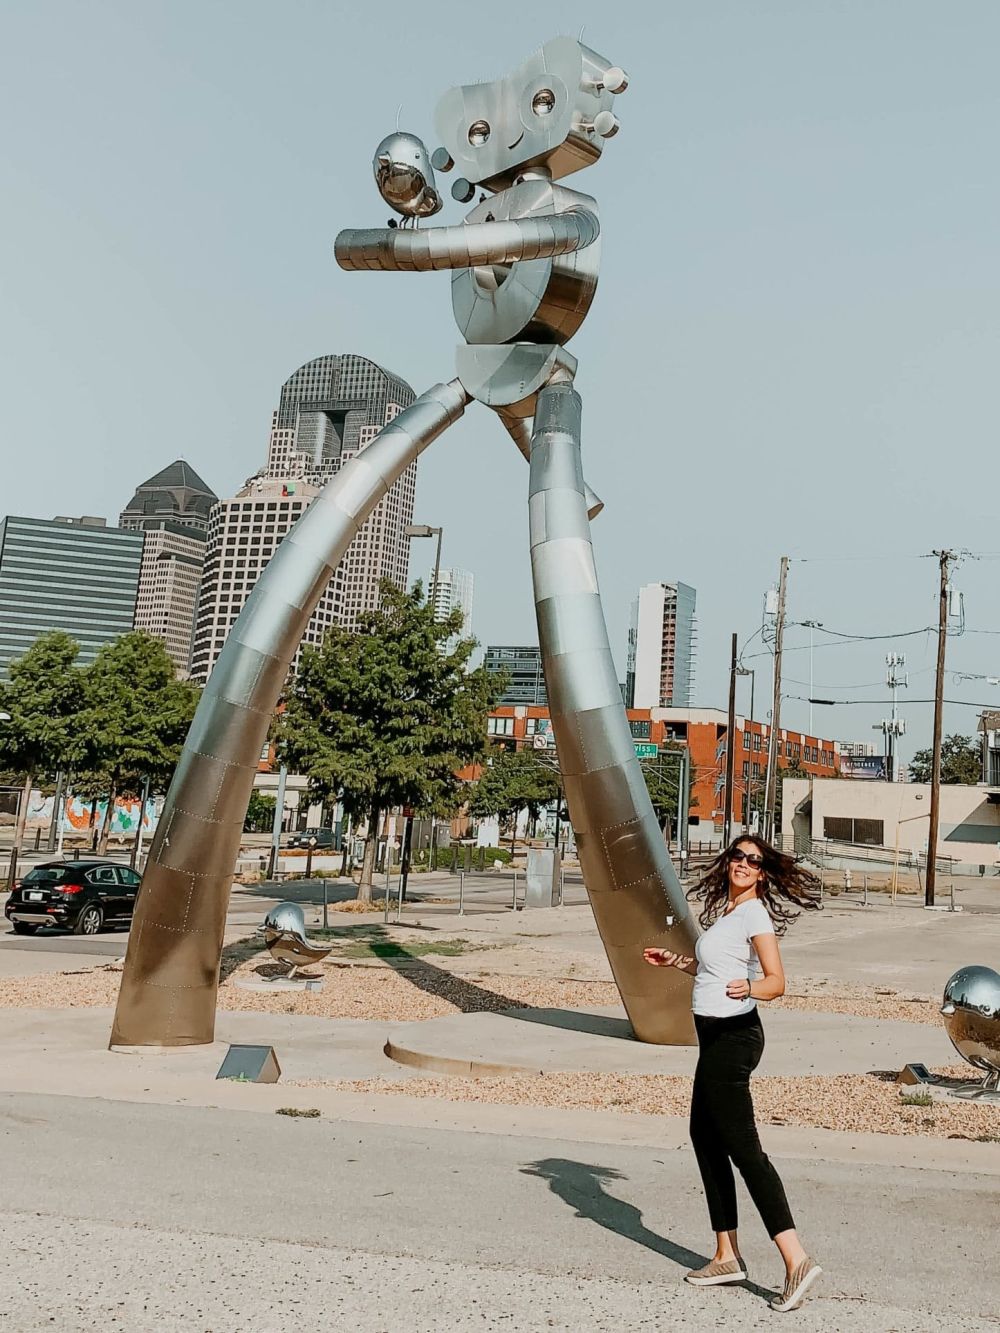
[644, 835, 823, 1313]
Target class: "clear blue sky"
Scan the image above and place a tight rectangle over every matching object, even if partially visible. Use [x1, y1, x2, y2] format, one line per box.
[2, 0, 998, 761]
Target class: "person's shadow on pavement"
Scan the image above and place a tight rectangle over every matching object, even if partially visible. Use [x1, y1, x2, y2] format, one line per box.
[520, 1158, 774, 1302]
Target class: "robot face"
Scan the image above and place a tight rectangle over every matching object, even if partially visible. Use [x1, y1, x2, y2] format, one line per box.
[433, 36, 626, 193]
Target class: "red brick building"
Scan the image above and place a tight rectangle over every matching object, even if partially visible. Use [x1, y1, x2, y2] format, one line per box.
[484, 704, 839, 836]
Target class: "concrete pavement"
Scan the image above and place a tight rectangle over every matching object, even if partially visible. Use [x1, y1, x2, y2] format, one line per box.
[0, 1093, 997, 1331]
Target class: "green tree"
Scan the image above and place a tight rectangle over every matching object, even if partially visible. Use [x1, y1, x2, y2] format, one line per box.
[0, 632, 87, 880]
[277, 581, 501, 901]
[909, 734, 981, 785]
[81, 633, 200, 854]
[466, 745, 561, 853]
[244, 789, 276, 833]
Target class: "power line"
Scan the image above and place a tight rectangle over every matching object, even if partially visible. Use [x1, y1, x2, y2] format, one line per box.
[787, 695, 996, 708]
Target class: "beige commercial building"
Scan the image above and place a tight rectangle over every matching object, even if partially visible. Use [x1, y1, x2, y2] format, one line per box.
[783, 777, 1000, 868]
[131, 523, 206, 674]
[190, 354, 417, 684]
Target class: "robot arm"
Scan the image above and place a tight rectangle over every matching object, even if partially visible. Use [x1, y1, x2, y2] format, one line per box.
[334, 209, 599, 273]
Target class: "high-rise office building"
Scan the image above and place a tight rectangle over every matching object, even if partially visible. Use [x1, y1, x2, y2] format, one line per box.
[190, 354, 416, 684]
[0, 515, 143, 676]
[119, 460, 217, 535]
[430, 567, 474, 654]
[120, 460, 218, 676]
[264, 354, 415, 630]
[189, 478, 336, 683]
[484, 645, 547, 706]
[626, 581, 697, 709]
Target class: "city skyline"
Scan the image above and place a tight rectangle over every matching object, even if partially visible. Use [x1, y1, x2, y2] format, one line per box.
[2, 2, 998, 761]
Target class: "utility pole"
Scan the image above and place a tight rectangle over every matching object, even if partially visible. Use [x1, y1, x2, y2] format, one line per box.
[926, 551, 953, 908]
[762, 556, 789, 844]
[878, 654, 908, 782]
[723, 632, 738, 846]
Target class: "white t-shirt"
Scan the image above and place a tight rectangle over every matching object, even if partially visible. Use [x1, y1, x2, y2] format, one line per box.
[691, 898, 775, 1018]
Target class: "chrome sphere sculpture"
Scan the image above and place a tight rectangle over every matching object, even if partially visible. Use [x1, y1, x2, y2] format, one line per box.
[941, 965, 1000, 1093]
[263, 901, 333, 978]
[112, 35, 699, 1048]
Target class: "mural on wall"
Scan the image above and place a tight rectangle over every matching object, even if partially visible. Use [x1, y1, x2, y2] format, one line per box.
[15, 792, 161, 836]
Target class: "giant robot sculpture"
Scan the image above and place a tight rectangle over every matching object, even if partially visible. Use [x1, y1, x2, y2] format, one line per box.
[110, 36, 699, 1049]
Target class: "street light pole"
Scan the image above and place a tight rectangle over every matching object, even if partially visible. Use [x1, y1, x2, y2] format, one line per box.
[723, 632, 738, 847]
[762, 556, 789, 844]
[404, 523, 444, 612]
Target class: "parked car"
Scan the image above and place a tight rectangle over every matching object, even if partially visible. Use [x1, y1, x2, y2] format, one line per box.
[4, 859, 142, 936]
[287, 828, 336, 850]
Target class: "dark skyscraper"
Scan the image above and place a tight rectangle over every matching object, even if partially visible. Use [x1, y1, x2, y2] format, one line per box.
[119, 460, 219, 675]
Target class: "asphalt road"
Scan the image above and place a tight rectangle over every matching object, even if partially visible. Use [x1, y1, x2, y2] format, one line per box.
[0, 1093, 996, 1331]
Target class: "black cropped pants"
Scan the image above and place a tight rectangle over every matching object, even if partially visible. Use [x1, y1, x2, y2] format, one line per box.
[690, 1009, 795, 1239]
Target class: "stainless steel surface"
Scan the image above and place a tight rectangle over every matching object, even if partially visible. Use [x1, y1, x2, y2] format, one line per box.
[528, 380, 697, 1044]
[373, 132, 442, 219]
[941, 965, 1000, 1091]
[450, 179, 599, 346]
[263, 901, 332, 975]
[335, 208, 599, 273]
[114, 35, 690, 1050]
[111, 381, 469, 1047]
[433, 35, 627, 192]
[498, 408, 603, 520]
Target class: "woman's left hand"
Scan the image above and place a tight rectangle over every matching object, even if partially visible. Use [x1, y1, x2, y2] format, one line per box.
[726, 978, 751, 999]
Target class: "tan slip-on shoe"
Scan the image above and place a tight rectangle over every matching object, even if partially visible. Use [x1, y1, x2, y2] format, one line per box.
[685, 1258, 748, 1286]
[769, 1256, 822, 1311]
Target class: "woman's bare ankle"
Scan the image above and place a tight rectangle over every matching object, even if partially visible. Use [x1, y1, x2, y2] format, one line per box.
[714, 1231, 741, 1263]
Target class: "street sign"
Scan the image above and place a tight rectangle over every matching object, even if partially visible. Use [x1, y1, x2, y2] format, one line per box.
[634, 743, 658, 759]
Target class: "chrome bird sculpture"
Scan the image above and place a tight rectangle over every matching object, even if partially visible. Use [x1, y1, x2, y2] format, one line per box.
[263, 901, 333, 978]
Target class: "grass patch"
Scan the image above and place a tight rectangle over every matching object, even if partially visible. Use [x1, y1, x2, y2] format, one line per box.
[900, 1090, 934, 1106]
[317, 931, 489, 960]
[276, 1106, 321, 1118]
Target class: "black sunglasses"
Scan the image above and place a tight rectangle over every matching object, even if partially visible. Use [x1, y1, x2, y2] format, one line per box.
[729, 849, 764, 868]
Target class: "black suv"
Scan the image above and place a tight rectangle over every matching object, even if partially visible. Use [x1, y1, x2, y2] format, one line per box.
[4, 859, 142, 936]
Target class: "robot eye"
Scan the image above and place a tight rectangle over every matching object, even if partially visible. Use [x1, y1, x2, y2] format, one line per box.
[531, 88, 556, 116]
[468, 120, 491, 147]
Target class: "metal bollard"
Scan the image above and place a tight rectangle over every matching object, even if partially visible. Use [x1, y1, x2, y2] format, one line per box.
[383, 861, 391, 924]
[459, 871, 465, 916]
[323, 878, 329, 930]
[863, 873, 869, 908]
[559, 867, 565, 907]
[950, 880, 957, 913]
[396, 866, 404, 923]
[512, 870, 518, 911]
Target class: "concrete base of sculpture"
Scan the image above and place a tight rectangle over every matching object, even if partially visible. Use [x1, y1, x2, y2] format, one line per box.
[233, 975, 324, 994]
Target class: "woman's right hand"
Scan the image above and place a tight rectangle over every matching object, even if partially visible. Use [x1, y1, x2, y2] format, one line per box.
[643, 947, 694, 970]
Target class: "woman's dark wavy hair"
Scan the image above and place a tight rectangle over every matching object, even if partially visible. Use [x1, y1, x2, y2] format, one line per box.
[687, 834, 822, 936]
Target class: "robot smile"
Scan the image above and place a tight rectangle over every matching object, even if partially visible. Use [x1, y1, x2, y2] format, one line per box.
[508, 130, 525, 149]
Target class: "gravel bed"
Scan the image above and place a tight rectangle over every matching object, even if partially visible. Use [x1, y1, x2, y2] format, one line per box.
[0, 951, 941, 1026]
[0, 957, 622, 1022]
[302, 1067, 1000, 1141]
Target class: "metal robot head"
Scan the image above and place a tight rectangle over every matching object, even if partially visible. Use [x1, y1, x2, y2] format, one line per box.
[373, 132, 443, 219]
[433, 35, 627, 196]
